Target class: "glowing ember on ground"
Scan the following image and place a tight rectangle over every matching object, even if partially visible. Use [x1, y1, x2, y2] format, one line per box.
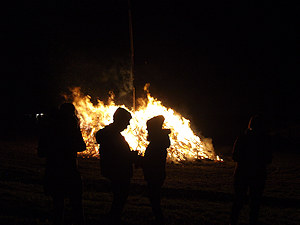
[70, 85, 223, 162]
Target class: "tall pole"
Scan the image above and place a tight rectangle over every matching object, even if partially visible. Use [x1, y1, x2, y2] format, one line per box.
[128, 0, 135, 111]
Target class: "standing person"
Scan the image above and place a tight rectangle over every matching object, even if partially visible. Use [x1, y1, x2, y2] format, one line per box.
[230, 115, 272, 225]
[38, 103, 86, 225]
[95, 107, 138, 223]
[142, 115, 170, 225]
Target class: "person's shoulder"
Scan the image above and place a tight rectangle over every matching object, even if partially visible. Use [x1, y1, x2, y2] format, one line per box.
[98, 124, 116, 135]
[160, 129, 171, 138]
[96, 125, 111, 141]
[163, 129, 171, 135]
[150, 129, 170, 140]
[237, 130, 250, 140]
[233, 131, 249, 148]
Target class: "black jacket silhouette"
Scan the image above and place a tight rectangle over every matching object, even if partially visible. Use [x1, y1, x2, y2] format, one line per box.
[143, 128, 170, 184]
[38, 105, 86, 195]
[96, 123, 134, 181]
[38, 103, 86, 225]
[230, 115, 272, 225]
[233, 121, 272, 180]
[95, 107, 136, 222]
[142, 115, 171, 225]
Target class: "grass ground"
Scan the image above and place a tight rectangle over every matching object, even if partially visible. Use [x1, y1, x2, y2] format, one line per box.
[0, 138, 299, 224]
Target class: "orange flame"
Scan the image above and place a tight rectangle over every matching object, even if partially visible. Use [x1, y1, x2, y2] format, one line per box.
[70, 85, 222, 162]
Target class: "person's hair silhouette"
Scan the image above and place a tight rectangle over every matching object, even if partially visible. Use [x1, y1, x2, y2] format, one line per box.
[95, 107, 138, 223]
[230, 115, 272, 225]
[38, 103, 86, 225]
[142, 115, 170, 225]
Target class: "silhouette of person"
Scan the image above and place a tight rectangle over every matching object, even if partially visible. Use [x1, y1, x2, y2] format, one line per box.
[230, 115, 272, 225]
[38, 103, 86, 225]
[95, 107, 138, 223]
[142, 115, 170, 225]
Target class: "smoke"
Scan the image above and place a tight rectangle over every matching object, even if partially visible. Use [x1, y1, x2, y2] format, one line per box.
[59, 56, 134, 106]
[102, 60, 133, 98]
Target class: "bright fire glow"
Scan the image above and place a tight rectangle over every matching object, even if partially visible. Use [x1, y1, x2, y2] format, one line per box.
[70, 85, 222, 162]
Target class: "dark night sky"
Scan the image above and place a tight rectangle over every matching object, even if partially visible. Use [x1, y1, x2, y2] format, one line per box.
[2, 0, 299, 145]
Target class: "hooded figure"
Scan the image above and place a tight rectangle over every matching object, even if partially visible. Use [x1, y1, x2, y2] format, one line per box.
[230, 115, 272, 225]
[142, 115, 171, 225]
[38, 103, 86, 225]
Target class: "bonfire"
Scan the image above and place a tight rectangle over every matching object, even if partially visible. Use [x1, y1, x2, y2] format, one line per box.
[70, 84, 222, 162]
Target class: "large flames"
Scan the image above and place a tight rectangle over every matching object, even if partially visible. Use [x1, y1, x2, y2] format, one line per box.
[70, 85, 222, 162]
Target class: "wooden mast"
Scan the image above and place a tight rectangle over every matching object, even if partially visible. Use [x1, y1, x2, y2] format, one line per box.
[128, 0, 135, 110]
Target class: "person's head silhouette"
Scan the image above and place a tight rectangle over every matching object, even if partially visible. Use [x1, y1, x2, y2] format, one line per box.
[113, 107, 132, 132]
[147, 115, 165, 133]
[59, 103, 76, 117]
[147, 115, 167, 140]
[248, 115, 265, 133]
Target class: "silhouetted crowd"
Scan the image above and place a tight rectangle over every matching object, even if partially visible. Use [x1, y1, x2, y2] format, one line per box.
[38, 104, 272, 225]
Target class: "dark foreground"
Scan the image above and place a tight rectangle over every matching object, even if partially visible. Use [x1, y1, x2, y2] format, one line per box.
[0, 139, 299, 225]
